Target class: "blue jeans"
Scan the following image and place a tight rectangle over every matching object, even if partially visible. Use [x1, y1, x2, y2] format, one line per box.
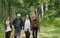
[14, 30, 21, 38]
[32, 27, 38, 38]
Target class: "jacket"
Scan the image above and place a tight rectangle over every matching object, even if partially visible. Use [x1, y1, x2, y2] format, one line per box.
[13, 18, 24, 30]
[32, 19, 40, 30]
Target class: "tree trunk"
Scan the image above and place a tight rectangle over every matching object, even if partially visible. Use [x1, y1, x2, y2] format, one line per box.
[37, 7, 41, 18]
[2, 0, 5, 17]
[41, 4, 44, 17]
[35, 8, 38, 17]
[59, 0, 60, 9]
[11, 6, 16, 21]
[45, 2, 48, 11]
[5, 0, 8, 16]
[0, 1, 2, 16]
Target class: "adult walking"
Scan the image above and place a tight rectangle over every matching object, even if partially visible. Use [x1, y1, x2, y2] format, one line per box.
[24, 14, 32, 38]
[32, 15, 40, 38]
[13, 14, 24, 38]
[4, 16, 12, 38]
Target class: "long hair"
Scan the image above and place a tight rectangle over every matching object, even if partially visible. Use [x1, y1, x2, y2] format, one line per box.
[4, 16, 10, 21]
[24, 14, 31, 23]
[4, 16, 10, 29]
[32, 16, 40, 26]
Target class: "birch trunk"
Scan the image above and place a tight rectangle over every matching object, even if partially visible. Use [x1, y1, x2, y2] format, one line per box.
[41, 4, 44, 17]
[35, 8, 38, 17]
[45, 2, 48, 11]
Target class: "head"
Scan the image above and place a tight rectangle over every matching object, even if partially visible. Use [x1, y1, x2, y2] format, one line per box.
[16, 14, 21, 19]
[25, 14, 31, 20]
[26, 14, 29, 19]
[4, 16, 10, 21]
[33, 15, 38, 19]
[25, 14, 31, 22]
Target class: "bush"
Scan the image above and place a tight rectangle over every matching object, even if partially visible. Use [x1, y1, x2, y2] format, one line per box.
[40, 9, 60, 28]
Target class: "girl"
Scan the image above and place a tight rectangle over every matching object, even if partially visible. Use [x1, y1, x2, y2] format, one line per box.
[24, 14, 31, 38]
[4, 16, 12, 38]
[32, 16, 40, 38]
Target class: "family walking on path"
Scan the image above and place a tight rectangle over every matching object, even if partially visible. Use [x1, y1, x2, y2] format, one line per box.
[4, 13, 40, 38]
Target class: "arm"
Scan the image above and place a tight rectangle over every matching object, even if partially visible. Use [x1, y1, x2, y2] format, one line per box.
[37, 20, 40, 32]
[12, 19, 15, 26]
[21, 19, 24, 29]
[31, 20, 34, 30]
[4, 21, 7, 30]
[31, 20, 33, 30]
[10, 21, 13, 31]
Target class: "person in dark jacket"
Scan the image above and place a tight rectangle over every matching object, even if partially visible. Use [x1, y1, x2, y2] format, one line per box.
[13, 14, 24, 38]
[32, 15, 40, 38]
[4, 16, 12, 38]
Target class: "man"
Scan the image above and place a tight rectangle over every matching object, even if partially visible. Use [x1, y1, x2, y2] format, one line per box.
[13, 14, 24, 38]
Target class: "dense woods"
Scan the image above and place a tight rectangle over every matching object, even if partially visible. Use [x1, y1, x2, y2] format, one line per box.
[0, 0, 59, 18]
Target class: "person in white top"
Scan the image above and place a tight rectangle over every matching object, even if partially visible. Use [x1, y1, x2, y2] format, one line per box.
[4, 16, 12, 38]
[24, 14, 31, 38]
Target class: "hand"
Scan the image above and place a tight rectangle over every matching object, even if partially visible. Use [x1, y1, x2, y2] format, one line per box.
[38, 29, 40, 32]
[38, 27, 40, 32]
[22, 27, 24, 30]
[38, 28, 40, 32]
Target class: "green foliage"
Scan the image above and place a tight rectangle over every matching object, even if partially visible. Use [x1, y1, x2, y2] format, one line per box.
[40, 16, 60, 28]
[49, 0, 59, 10]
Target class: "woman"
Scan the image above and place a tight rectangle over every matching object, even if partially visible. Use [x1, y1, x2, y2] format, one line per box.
[4, 16, 12, 38]
[32, 15, 40, 38]
[24, 14, 31, 38]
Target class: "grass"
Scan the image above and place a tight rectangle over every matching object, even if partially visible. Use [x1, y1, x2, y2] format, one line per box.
[0, 24, 5, 38]
[0, 25, 60, 38]
[40, 25, 60, 38]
